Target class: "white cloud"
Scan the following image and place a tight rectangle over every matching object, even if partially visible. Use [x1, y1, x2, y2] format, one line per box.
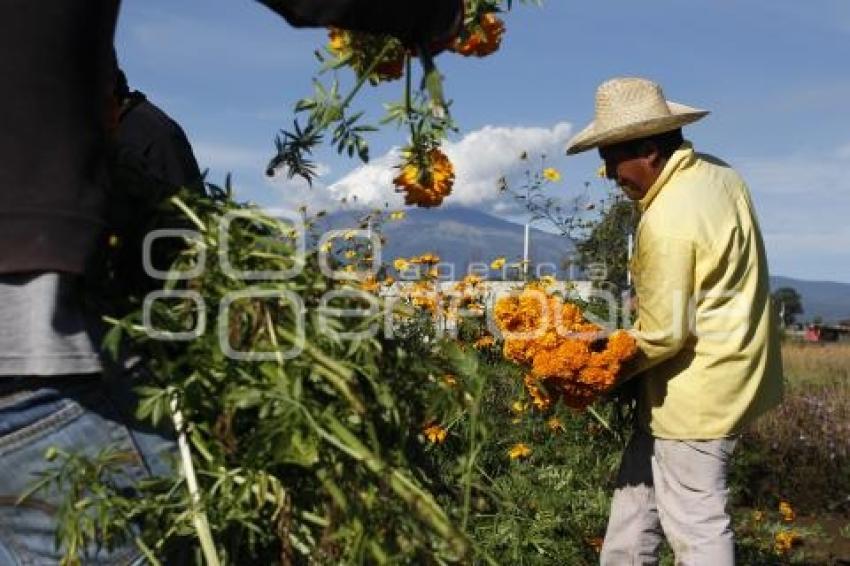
[323, 122, 574, 209]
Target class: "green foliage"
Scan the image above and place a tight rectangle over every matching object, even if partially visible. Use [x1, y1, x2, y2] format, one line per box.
[499, 157, 638, 293]
[45, 185, 488, 564]
[772, 287, 804, 326]
[575, 197, 638, 294]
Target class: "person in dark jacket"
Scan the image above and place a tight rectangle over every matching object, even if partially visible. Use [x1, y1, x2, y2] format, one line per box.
[0, 2, 462, 563]
[94, 66, 206, 316]
[112, 67, 204, 195]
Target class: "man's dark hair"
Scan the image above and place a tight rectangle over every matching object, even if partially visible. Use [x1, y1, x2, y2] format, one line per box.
[608, 128, 684, 160]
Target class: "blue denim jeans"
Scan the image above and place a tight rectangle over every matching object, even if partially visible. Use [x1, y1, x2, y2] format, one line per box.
[0, 373, 175, 565]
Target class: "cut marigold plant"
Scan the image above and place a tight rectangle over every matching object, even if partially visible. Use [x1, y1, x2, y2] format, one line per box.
[451, 13, 505, 57]
[393, 147, 455, 208]
[494, 286, 638, 409]
[327, 27, 406, 83]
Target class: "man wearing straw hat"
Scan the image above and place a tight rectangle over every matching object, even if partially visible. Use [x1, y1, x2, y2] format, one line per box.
[566, 77, 783, 565]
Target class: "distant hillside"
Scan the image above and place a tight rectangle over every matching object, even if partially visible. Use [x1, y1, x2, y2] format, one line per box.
[317, 206, 577, 278]
[770, 275, 850, 323]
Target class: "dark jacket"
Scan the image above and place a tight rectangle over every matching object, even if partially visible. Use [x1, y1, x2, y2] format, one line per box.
[113, 91, 203, 196]
[96, 91, 204, 310]
[0, 0, 461, 275]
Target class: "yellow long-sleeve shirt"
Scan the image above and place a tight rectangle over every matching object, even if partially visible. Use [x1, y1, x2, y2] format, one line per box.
[627, 142, 783, 439]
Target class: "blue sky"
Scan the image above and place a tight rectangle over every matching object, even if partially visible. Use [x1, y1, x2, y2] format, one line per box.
[116, 0, 850, 282]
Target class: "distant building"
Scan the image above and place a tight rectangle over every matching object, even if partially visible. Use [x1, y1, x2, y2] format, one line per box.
[804, 323, 850, 343]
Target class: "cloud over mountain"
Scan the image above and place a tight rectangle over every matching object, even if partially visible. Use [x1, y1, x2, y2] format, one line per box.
[325, 122, 574, 209]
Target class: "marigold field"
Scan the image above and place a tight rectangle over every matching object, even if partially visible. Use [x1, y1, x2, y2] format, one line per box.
[35, 0, 850, 562]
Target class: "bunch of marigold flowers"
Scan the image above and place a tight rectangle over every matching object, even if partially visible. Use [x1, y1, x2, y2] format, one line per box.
[494, 288, 638, 409]
[324, 4, 508, 209]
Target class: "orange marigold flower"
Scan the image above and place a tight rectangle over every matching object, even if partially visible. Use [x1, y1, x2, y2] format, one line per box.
[578, 365, 617, 390]
[393, 148, 455, 208]
[532, 340, 591, 379]
[508, 442, 531, 460]
[451, 13, 505, 57]
[587, 536, 604, 554]
[511, 400, 527, 415]
[606, 330, 638, 361]
[411, 252, 440, 265]
[524, 375, 552, 411]
[359, 276, 380, 293]
[542, 167, 562, 182]
[474, 335, 495, 349]
[779, 501, 795, 522]
[423, 423, 448, 444]
[774, 529, 800, 554]
[503, 338, 534, 365]
[547, 416, 565, 432]
[327, 28, 347, 53]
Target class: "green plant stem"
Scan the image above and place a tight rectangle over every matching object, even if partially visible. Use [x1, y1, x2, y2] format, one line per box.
[461, 400, 480, 532]
[314, 41, 396, 132]
[276, 326, 366, 413]
[170, 394, 221, 566]
[587, 405, 614, 436]
[169, 196, 206, 233]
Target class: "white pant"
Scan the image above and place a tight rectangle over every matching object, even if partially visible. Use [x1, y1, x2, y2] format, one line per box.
[600, 430, 737, 566]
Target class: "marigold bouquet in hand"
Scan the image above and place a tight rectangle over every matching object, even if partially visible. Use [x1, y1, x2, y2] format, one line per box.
[494, 287, 638, 409]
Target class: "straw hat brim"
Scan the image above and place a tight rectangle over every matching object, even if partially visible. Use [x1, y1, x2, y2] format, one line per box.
[565, 101, 709, 155]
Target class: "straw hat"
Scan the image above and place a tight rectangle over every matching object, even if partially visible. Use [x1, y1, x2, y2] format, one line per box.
[565, 77, 708, 155]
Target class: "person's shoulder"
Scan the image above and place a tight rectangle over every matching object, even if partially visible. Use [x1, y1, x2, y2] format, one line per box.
[124, 93, 183, 132]
[691, 151, 747, 186]
[117, 91, 192, 149]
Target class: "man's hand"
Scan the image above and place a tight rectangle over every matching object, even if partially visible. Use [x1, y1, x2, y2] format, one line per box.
[258, 0, 464, 52]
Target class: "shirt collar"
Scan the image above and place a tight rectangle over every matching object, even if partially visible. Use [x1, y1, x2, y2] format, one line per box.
[639, 141, 695, 212]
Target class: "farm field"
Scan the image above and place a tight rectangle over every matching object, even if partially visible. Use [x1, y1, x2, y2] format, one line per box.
[728, 342, 850, 564]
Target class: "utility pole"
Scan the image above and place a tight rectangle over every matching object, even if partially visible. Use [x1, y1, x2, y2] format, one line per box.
[523, 223, 530, 279]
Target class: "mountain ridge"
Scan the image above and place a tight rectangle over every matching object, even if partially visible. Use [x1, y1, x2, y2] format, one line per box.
[315, 206, 849, 321]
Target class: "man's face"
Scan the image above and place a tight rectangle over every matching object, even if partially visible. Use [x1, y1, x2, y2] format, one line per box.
[598, 143, 658, 201]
